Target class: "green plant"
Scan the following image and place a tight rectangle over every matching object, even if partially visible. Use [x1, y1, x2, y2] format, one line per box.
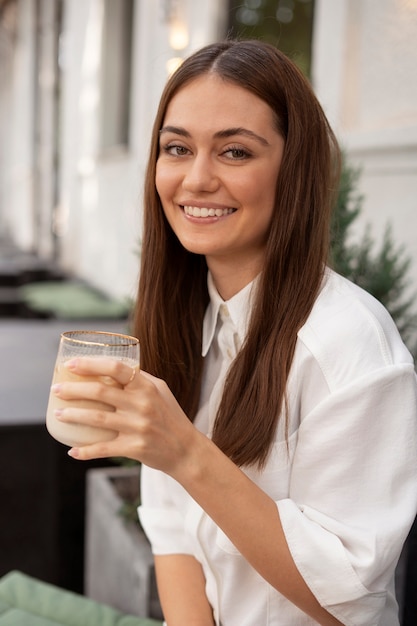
[330, 156, 417, 357]
[111, 457, 142, 526]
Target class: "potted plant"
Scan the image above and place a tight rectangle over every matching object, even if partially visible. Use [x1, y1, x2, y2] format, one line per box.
[84, 464, 163, 620]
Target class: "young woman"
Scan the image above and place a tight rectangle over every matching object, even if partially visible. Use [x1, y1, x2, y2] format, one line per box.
[52, 41, 417, 625]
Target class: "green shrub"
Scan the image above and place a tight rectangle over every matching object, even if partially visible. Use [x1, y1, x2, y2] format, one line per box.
[330, 157, 417, 357]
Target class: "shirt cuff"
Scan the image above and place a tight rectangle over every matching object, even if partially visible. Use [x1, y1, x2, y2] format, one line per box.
[277, 499, 387, 626]
[138, 505, 194, 555]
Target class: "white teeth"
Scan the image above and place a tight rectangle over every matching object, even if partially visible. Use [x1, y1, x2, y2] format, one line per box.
[183, 206, 234, 217]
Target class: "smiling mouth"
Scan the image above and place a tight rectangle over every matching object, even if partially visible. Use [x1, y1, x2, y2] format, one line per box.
[182, 205, 236, 217]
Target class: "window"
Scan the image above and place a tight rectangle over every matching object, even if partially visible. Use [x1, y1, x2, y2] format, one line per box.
[227, 0, 315, 77]
[100, 0, 134, 150]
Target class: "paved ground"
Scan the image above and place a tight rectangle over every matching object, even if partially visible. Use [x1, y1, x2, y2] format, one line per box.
[0, 318, 128, 425]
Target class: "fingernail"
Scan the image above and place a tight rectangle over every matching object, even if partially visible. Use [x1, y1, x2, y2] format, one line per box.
[68, 448, 79, 459]
[54, 409, 63, 418]
[51, 384, 61, 394]
[64, 358, 78, 370]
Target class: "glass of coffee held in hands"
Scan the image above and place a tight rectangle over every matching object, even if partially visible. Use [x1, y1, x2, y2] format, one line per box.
[46, 330, 140, 448]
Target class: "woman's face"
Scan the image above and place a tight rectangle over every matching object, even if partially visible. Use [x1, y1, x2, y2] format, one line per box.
[156, 74, 285, 284]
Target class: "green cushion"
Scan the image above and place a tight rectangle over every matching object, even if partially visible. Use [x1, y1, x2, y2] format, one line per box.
[0, 600, 9, 613]
[0, 608, 66, 626]
[0, 571, 162, 626]
[20, 281, 130, 319]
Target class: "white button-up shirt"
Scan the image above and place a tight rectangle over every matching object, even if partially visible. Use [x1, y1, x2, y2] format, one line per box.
[139, 268, 417, 626]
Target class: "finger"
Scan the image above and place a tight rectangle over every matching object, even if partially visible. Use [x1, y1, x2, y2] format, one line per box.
[55, 406, 118, 430]
[67, 435, 143, 462]
[68, 442, 113, 461]
[51, 379, 119, 407]
[64, 357, 139, 387]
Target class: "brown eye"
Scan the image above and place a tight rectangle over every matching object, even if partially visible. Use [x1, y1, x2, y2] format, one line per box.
[164, 144, 189, 156]
[223, 146, 251, 160]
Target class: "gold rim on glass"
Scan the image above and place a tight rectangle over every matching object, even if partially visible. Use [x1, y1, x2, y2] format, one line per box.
[61, 330, 139, 348]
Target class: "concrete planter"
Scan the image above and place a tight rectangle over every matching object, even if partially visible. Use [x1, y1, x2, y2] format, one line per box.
[84, 465, 162, 620]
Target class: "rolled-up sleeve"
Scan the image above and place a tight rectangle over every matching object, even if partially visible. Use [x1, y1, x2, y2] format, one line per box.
[278, 363, 417, 625]
[138, 464, 194, 555]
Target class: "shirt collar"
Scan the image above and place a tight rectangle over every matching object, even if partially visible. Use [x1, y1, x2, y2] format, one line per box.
[202, 272, 259, 356]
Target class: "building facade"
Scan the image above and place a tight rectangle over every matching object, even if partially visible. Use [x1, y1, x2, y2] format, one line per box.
[313, 0, 417, 299]
[0, 0, 416, 303]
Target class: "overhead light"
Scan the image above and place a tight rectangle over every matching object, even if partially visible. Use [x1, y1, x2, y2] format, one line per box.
[169, 18, 189, 50]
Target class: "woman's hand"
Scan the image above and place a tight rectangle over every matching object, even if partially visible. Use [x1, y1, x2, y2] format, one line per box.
[51, 356, 198, 473]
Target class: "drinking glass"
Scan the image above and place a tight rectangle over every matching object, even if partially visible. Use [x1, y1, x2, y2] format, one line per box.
[46, 330, 140, 447]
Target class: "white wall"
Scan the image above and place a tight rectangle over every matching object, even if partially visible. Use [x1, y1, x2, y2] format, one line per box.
[313, 0, 417, 290]
[57, 0, 138, 300]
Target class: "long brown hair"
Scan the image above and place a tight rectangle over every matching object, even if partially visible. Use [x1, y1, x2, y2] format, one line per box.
[134, 40, 341, 468]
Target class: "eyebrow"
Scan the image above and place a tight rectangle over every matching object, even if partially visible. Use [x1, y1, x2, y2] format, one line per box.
[159, 125, 270, 146]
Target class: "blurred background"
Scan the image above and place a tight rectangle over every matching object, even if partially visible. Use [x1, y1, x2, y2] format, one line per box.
[0, 0, 416, 622]
[1, 0, 416, 305]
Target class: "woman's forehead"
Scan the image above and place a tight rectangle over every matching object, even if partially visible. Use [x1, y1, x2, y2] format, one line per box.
[163, 75, 277, 133]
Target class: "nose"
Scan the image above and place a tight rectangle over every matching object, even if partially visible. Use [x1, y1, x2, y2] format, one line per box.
[182, 153, 219, 193]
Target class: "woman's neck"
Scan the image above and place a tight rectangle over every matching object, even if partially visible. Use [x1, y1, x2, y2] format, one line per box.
[207, 257, 262, 300]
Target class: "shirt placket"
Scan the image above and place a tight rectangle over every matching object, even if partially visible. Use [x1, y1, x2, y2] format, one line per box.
[202, 304, 241, 625]
[207, 304, 240, 436]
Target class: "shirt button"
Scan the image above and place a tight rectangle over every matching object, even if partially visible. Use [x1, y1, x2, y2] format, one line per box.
[220, 304, 229, 317]
[227, 348, 233, 359]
